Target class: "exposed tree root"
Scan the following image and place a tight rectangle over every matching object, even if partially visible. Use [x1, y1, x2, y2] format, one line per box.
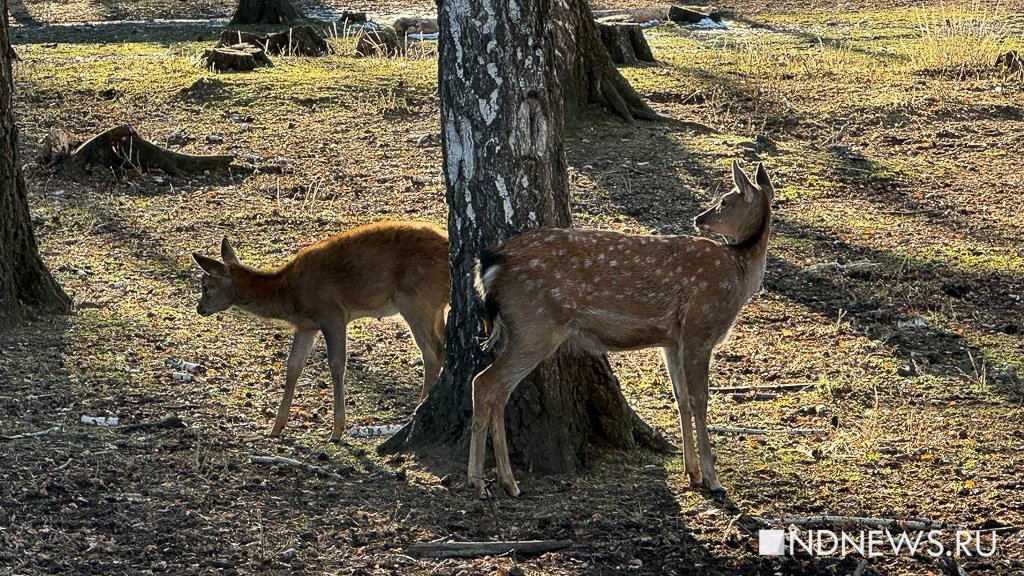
[41, 125, 233, 176]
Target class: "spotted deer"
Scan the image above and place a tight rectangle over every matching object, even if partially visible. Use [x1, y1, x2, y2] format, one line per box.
[470, 161, 774, 497]
[192, 221, 449, 442]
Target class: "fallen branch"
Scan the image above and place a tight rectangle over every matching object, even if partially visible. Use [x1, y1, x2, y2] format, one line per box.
[724, 392, 777, 402]
[1, 426, 62, 440]
[709, 426, 826, 436]
[710, 383, 813, 393]
[250, 455, 345, 481]
[753, 515, 950, 531]
[118, 416, 187, 433]
[406, 540, 572, 558]
[879, 208, 947, 217]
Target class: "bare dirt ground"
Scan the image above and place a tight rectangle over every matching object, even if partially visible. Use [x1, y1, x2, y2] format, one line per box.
[2, 1, 1023, 575]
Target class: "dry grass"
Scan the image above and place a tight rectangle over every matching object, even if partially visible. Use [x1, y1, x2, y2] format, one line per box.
[909, 1, 1014, 78]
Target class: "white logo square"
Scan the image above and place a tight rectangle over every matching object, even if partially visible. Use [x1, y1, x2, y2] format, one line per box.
[759, 530, 786, 556]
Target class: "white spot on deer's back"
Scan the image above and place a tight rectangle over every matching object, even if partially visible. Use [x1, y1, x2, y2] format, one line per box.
[719, 280, 731, 290]
[529, 259, 541, 268]
[584, 259, 592, 268]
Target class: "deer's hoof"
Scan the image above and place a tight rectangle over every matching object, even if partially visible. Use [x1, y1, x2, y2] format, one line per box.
[502, 481, 521, 498]
[469, 477, 487, 497]
[709, 487, 727, 502]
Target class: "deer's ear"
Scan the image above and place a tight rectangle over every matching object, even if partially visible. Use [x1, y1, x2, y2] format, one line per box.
[221, 237, 239, 264]
[732, 160, 756, 199]
[754, 162, 774, 201]
[193, 253, 229, 277]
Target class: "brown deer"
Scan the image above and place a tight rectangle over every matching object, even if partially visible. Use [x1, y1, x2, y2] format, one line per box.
[191, 221, 450, 442]
[470, 161, 773, 497]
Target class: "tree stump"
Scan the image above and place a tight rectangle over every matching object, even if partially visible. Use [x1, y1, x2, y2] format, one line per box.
[354, 27, 404, 57]
[668, 6, 721, 24]
[338, 11, 366, 24]
[393, 17, 438, 38]
[230, 0, 304, 25]
[203, 45, 273, 71]
[597, 22, 656, 65]
[997, 50, 1022, 73]
[217, 26, 328, 56]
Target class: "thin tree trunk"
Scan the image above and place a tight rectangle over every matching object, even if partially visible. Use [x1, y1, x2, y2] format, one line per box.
[0, 0, 70, 329]
[229, 0, 304, 26]
[379, 0, 670, 475]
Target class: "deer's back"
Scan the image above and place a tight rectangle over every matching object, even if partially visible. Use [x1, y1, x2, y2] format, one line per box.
[287, 221, 449, 319]
[486, 227, 749, 350]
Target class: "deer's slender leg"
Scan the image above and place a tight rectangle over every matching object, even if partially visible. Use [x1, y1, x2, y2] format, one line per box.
[683, 347, 722, 494]
[469, 332, 563, 496]
[664, 346, 701, 486]
[399, 301, 446, 399]
[271, 329, 318, 437]
[321, 322, 349, 442]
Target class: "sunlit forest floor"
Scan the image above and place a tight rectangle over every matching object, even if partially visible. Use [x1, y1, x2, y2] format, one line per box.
[2, 1, 1023, 574]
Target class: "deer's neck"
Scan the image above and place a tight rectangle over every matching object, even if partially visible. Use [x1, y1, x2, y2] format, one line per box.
[232, 265, 293, 321]
[730, 198, 772, 297]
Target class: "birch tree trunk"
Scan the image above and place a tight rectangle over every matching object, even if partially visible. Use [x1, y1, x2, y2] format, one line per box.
[380, 0, 670, 476]
[0, 0, 70, 329]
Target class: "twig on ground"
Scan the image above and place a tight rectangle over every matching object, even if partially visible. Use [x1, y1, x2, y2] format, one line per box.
[709, 426, 827, 436]
[753, 515, 950, 531]
[250, 455, 346, 481]
[724, 392, 778, 402]
[1, 426, 63, 440]
[710, 383, 813, 393]
[853, 558, 868, 576]
[405, 539, 572, 558]
[879, 208, 947, 217]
